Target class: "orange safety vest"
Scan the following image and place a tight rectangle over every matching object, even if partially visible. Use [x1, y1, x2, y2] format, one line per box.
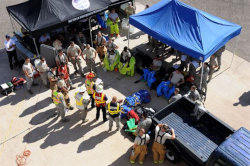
[58, 65, 69, 81]
[93, 92, 106, 107]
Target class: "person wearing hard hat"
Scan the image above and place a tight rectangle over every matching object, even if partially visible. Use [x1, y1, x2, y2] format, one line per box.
[93, 84, 108, 122]
[107, 96, 123, 131]
[85, 72, 96, 108]
[53, 87, 70, 122]
[74, 86, 90, 123]
[130, 128, 150, 164]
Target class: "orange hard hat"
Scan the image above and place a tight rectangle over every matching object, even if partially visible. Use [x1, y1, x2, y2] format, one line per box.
[86, 72, 95, 79]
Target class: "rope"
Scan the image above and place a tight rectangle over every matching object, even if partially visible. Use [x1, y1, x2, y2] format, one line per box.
[16, 150, 31, 166]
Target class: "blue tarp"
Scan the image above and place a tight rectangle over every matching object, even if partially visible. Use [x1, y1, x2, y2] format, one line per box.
[129, 0, 242, 62]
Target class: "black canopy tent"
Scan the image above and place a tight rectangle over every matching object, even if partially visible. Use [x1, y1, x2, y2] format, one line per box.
[7, 0, 131, 54]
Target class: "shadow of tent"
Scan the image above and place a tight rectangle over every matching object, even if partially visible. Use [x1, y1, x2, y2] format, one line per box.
[233, 90, 250, 107]
[77, 130, 116, 153]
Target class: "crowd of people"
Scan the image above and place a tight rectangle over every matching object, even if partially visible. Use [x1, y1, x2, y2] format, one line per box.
[3, 2, 227, 165]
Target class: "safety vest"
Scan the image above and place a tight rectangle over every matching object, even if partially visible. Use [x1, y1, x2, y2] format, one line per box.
[108, 102, 120, 115]
[93, 92, 105, 105]
[58, 65, 69, 81]
[75, 92, 84, 107]
[53, 91, 63, 105]
[85, 79, 94, 94]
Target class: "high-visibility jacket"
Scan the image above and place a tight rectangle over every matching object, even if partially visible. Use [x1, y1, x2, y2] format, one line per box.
[58, 65, 69, 81]
[85, 79, 94, 94]
[108, 102, 120, 115]
[53, 91, 64, 105]
[93, 92, 106, 106]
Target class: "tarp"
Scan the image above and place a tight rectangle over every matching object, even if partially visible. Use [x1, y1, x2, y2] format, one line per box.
[129, 0, 242, 62]
[7, 0, 130, 37]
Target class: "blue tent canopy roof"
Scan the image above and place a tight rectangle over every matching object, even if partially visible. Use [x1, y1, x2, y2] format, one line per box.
[129, 0, 242, 62]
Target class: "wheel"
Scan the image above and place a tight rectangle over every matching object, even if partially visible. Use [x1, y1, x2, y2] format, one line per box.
[165, 147, 181, 163]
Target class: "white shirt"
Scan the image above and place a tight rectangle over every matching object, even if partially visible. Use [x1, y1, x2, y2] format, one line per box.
[170, 71, 184, 85]
[4, 39, 16, 51]
[154, 126, 172, 144]
[22, 63, 33, 76]
[134, 134, 150, 145]
[109, 13, 119, 21]
[39, 35, 51, 43]
[36, 61, 48, 72]
[122, 51, 131, 61]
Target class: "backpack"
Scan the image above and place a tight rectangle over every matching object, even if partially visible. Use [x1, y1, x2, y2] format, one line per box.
[127, 109, 140, 124]
[123, 93, 141, 107]
[120, 105, 132, 119]
[138, 90, 151, 103]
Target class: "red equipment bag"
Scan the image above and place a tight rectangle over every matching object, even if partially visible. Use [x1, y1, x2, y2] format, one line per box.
[11, 77, 25, 87]
[127, 109, 140, 124]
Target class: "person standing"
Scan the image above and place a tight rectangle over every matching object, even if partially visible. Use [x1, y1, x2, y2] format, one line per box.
[125, 2, 136, 18]
[107, 96, 122, 131]
[55, 49, 69, 74]
[85, 72, 96, 108]
[130, 128, 150, 164]
[4, 35, 18, 70]
[207, 55, 218, 83]
[75, 86, 90, 123]
[82, 44, 97, 73]
[93, 85, 108, 122]
[67, 41, 84, 76]
[36, 57, 49, 88]
[22, 58, 38, 94]
[108, 9, 120, 37]
[135, 112, 152, 136]
[168, 88, 182, 104]
[48, 66, 58, 99]
[151, 38, 159, 54]
[215, 45, 225, 71]
[57, 73, 74, 110]
[152, 124, 175, 164]
[58, 62, 75, 90]
[94, 31, 107, 61]
[144, 5, 151, 45]
[53, 87, 70, 123]
[76, 32, 87, 50]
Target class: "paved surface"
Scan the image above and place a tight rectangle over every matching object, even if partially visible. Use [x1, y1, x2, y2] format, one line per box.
[0, 1, 250, 166]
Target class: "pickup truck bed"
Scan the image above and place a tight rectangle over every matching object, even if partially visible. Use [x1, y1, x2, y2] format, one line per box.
[153, 97, 234, 163]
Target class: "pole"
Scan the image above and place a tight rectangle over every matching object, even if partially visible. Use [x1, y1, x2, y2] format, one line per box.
[229, 37, 240, 68]
[8, 13, 15, 33]
[128, 24, 130, 48]
[199, 62, 204, 90]
[89, 17, 93, 48]
[33, 38, 39, 56]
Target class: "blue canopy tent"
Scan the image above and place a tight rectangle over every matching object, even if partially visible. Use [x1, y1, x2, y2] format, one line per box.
[129, 0, 242, 89]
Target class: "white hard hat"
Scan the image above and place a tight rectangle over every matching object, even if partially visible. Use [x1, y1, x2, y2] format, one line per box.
[78, 86, 86, 93]
[96, 85, 103, 93]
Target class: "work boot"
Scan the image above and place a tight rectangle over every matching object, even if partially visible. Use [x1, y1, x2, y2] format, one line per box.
[70, 86, 76, 90]
[61, 118, 70, 123]
[109, 127, 112, 132]
[207, 79, 211, 84]
[215, 66, 220, 72]
[154, 161, 158, 164]
[91, 105, 95, 108]
[130, 160, 135, 164]
[82, 119, 89, 123]
[159, 161, 164, 163]
[116, 127, 120, 131]
[69, 106, 74, 110]
[139, 162, 143, 164]
[28, 90, 33, 95]
[103, 119, 107, 123]
[32, 83, 38, 86]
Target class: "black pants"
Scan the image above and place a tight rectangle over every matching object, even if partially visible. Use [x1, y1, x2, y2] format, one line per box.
[7, 50, 18, 70]
[89, 94, 95, 107]
[96, 106, 107, 121]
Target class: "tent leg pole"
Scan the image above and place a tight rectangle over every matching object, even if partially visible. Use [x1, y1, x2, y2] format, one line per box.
[33, 38, 39, 56]
[199, 62, 204, 90]
[128, 24, 130, 48]
[229, 37, 240, 68]
[89, 18, 93, 48]
[8, 13, 15, 33]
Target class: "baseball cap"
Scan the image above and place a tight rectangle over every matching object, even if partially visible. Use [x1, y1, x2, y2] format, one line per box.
[5, 35, 10, 38]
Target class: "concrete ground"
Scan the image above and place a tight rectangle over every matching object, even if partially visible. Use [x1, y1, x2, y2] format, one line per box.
[0, 2, 250, 166]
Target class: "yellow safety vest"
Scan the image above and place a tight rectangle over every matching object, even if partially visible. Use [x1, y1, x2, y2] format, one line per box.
[75, 92, 84, 107]
[108, 102, 120, 115]
[53, 91, 63, 105]
[93, 92, 105, 104]
[85, 79, 94, 94]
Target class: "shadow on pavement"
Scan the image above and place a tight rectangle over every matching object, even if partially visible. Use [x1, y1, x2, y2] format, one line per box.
[77, 130, 116, 152]
[233, 90, 250, 107]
